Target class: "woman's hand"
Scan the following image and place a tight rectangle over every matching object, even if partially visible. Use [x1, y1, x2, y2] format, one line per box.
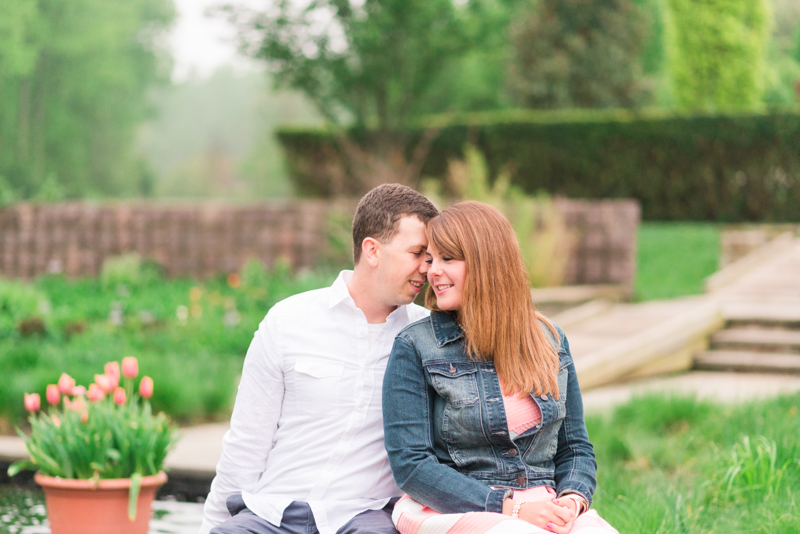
[511, 500, 575, 533]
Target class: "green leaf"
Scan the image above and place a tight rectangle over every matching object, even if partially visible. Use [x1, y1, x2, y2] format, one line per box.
[7, 459, 35, 477]
[128, 472, 142, 521]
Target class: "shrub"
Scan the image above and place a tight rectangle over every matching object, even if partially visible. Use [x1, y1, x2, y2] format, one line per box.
[277, 108, 800, 222]
[0, 278, 49, 337]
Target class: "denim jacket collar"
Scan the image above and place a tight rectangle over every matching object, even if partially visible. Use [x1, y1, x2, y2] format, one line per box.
[430, 311, 465, 347]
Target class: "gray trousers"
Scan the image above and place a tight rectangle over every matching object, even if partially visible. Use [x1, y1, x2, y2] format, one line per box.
[210, 494, 400, 534]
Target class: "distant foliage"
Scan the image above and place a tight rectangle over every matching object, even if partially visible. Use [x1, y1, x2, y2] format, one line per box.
[0, 0, 174, 200]
[665, 0, 771, 111]
[220, 0, 510, 192]
[278, 109, 800, 222]
[508, 0, 652, 108]
[0, 278, 48, 337]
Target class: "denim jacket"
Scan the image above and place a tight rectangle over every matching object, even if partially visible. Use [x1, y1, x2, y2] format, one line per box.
[382, 311, 596, 515]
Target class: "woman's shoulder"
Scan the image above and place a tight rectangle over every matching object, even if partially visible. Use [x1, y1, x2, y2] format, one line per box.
[396, 314, 434, 343]
[536, 315, 565, 343]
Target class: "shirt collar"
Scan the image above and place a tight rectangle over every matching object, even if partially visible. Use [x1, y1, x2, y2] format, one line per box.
[327, 270, 411, 324]
[328, 270, 355, 309]
[430, 310, 465, 347]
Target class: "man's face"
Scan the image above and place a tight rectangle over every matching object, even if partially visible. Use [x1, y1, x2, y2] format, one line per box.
[373, 215, 429, 308]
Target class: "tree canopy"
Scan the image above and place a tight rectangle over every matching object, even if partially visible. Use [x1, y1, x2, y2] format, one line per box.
[0, 0, 174, 202]
[508, 0, 652, 109]
[666, 0, 771, 111]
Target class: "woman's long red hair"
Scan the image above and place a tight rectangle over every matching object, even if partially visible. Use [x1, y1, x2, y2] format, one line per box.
[425, 201, 560, 397]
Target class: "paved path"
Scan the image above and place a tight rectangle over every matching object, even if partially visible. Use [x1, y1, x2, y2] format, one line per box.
[563, 234, 800, 387]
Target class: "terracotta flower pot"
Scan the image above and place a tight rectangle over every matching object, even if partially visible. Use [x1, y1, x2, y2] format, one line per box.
[34, 471, 168, 534]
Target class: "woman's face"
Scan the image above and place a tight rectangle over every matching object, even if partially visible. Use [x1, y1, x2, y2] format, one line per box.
[425, 245, 466, 311]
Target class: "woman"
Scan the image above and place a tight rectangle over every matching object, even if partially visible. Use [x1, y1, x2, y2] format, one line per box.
[382, 201, 617, 534]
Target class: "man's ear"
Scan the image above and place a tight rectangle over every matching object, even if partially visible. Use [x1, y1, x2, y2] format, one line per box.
[361, 237, 380, 267]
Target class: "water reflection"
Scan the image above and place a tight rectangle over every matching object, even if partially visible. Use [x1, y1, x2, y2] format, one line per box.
[0, 487, 203, 534]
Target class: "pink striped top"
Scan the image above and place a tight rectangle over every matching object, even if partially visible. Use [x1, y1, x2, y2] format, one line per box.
[502, 390, 542, 437]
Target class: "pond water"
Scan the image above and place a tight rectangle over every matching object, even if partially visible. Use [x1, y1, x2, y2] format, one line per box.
[0, 486, 203, 534]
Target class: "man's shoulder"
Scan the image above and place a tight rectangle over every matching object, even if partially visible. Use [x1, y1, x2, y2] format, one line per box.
[266, 286, 331, 320]
[404, 302, 430, 324]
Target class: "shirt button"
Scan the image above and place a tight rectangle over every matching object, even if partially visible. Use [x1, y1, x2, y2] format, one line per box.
[516, 476, 526, 485]
[509, 449, 518, 457]
[449, 366, 456, 374]
[541, 394, 549, 401]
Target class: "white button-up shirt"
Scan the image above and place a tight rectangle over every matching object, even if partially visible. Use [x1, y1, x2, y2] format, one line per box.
[200, 271, 429, 534]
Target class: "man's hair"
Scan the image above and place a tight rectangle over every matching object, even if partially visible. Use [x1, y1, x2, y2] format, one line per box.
[352, 184, 438, 265]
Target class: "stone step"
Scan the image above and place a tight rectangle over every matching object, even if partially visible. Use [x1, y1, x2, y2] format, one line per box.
[694, 350, 800, 374]
[726, 318, 800, 331]
[710, 328, 800, 354]
[722, 304, 800, 330]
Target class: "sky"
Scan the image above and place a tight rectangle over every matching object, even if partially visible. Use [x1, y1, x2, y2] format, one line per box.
[168, 0, 261, 82]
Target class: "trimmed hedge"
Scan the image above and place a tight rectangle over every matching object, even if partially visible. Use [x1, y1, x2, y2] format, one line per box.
[277, 108, 800, 221]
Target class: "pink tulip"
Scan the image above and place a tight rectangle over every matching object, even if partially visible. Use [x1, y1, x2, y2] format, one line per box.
[46, 385, 60, 405]
[95, 374, 114, 394]
[106, 372, 119, 390]
[52, 415, 61, 427]
[81, 410, 89, 423]
[58, 373, 75, 394]
[113, 387, 127, 406]
[105, 361, 121, 383]
[139, 376, 154, 399]
[24, 393, 41, 412]
[71, 385, 86, 397]
[87, 383, 105, 402]
[122, 357, 138, 379]
[68, 397, 86, 413]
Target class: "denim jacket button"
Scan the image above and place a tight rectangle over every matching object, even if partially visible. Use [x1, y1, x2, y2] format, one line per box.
[449, 366, 456, 374]
[516, 476, 526, 485]
[508, 448, 518, 457]
[540, 394, 549, 401]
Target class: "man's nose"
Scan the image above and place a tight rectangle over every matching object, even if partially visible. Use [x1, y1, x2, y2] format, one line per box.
[418, 260, 429, 274]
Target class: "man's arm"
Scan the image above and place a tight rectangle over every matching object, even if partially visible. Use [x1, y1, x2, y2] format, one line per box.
[199, 312, 285, 534]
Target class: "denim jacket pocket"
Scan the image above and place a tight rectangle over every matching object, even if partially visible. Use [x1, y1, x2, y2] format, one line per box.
[427, 362, 480, 406]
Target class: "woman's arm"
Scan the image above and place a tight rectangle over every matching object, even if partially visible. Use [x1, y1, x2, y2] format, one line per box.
[382, 337, 509, 514]
[552, 329, 597, 504]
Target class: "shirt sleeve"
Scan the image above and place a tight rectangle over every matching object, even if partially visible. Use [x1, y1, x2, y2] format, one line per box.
[199, 311, 286, 534]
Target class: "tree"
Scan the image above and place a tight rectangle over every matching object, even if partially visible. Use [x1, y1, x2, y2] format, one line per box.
[507, 0, 652, 109]
[0, 0, 174, 200]
[665, 0, 771, 111]
[221, 0, 504, 193]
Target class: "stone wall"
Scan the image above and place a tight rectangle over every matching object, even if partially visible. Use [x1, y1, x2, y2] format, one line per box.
[0, 199, 640, 290]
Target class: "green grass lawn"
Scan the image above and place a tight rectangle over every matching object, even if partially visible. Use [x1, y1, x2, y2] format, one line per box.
[588, 393, 800, 533]
[635, 222, 721, 301]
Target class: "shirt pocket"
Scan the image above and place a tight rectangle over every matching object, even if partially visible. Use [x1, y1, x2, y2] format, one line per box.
[293, 359, 344, 415]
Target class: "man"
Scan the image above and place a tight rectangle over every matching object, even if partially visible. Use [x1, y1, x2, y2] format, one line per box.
[200, 184, 439, 534]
